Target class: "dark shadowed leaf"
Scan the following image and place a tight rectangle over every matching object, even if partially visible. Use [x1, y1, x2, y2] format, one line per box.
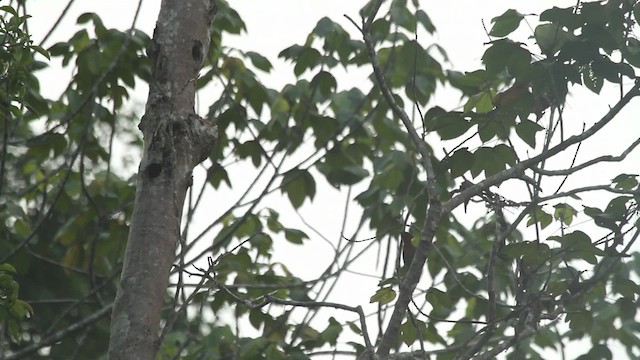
[490, 9, 524, 37]
[515, 119, 544, 147]
[281, 169, 316, 209]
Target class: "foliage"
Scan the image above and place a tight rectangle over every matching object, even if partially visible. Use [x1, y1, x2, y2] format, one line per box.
[1, 0, 640, 359]
[0, 263, 32, 344]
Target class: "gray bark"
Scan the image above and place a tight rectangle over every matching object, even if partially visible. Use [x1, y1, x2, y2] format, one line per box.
[108, 1, 217, 359]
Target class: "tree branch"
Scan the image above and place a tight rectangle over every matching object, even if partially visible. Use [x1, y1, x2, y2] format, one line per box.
[445, 81, 640, 213]
[532, 136, 640, 176]
[262, 295, 374, 357]
[346, 1, 449, 356]
[536, 184, 640, 202]
[5, 304, 113, 360]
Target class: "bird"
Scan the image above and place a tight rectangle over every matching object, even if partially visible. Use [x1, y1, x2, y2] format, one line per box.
[492, 82, 553, 120]
[492, 82, 529, 108]
[401, 231, 416, 268]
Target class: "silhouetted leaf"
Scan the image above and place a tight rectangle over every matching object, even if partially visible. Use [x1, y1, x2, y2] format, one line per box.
[490, 9, 524, 37]
[281, 169, 316, 209]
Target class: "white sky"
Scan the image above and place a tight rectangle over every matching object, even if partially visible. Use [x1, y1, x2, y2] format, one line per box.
[26, 1, 640, 358]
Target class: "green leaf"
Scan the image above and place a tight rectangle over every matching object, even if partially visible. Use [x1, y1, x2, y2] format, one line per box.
[310, 71, 337, 99]
[29, 45, 50, 60]
[369, 287, 396, 305]
[347, 321, 362, 335]
[8, 319, 20, 344]
[320, 317, 342, 346]
[369, 18, 391, 44]
[399, 322, 416, 346]
[540, 6, 583, 30]
[592, 57, 635, 83]
[313, 17, 336, 37]
[373, 151, 408, 190]
[76, 12, 95, 24]
[0, 264, 17, 274]
[252, 232, 273, 256]
[623, 38, 640, 68]
[534, 328, 559, 350]
[400, 320, 426, 346]
[266, 209, 283, 232]
[249, 309, 266, 329]
[236, 140, 263, 167]
[613, 279, 640, 298]
[284, 228, 308, 245]
[490, 9, 524, 37]
[464, 91, 494, 113]
[553, 203, 576, 225]
[583, 206, 618, 232]
[390, 2, 415, 32]
[215, 2, 247, 34]
[330, 88, 366, 124]
[13, 299, 33, 318]
[612, 174, 638, 190]
[604, 196, 631, 219]
[582, 62, 604, 94]
[567, 311, 593, 332]
[293, 47, 322, 76]
[446, 148, 474, 178]
[507, 45, 532, 77]
[240, 337, 270, 358]
[244, 51, 272, 72]
[48, 42, 71, 57]
[281, 169, 316, 208]
[535, 23, 572, 55]
[549, 231, 605, 264]
[0, 5, 18, 17]
[319, 160, 370, 187]
[501, 241, 537, 258]
[416, 10, 435, 33]
[380, 40, 442, 93]
[425, 288, 452, 314]
[470, 144, 516, 177]
[309, 114, 339, 146]
[279, 45, 303, 60]
[587, 344, 612, 360]
[13, 218, 31, 237]
[482, 39, 526, 76]
[0, 274, 19, 307]
[516, 119, 544, 147]
[527, 206, 553, 229]
[338, 165, 369, 185]
[425, 107, 472, 140]
[235, 214, 261, 238]
[424, 322, 446, 345]
[448, 70, 490, 95]
[207, 163, 231, 188]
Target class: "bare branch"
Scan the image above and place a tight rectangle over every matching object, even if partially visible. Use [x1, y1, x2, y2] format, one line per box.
[536, 184, 640, 202]
[532, 136, 640, 176]
[262, 295, 374, 357]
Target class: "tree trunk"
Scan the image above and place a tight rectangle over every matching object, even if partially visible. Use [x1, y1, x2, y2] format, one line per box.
[108, 1, 217, 359]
